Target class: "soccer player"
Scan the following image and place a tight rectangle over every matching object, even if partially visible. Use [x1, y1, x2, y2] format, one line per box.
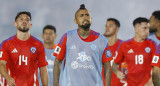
[103, 18, 123, 86]
[0, 11, 48, 86]
[38, 25, 57, 86]
[53, 4, 112, 86]
[149, 10, 160, 86]
[112, 17, 159, 86]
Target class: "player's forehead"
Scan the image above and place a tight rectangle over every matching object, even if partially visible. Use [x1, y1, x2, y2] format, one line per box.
[44, 29, 54, 33]
[106, 20, 116, 25]
[140, 22, 148, 26]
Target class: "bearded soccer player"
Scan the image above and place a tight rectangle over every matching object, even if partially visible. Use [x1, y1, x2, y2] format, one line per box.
[38, 25, 57, 86]
[0, 11, 48, 86]
[103, 18, 123, 86]
[112, 17, 159, 86]
[53, 4, 112, 86]
[149, 10, 160, 86]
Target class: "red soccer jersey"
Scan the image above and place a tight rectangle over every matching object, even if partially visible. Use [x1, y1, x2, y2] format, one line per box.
[102, 39, 124, 86]
[0, 35, 48, 86]
[53, 29, 112, 63]
[114, 38, 159, 86]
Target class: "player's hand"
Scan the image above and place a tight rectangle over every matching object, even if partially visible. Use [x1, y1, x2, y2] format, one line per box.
[116, 71, 125, 80]
[53, 82, 59, 86]
[6, 76, 16, 86]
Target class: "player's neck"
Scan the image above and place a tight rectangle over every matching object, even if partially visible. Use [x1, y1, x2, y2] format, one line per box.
[134, 35, 145, 42]
[17, 30, 30, 41]
[106, 34, 118, 46]
[78, 27, 90, 39]
[44, 42, 55, 49]
[155, 27, 160, 37]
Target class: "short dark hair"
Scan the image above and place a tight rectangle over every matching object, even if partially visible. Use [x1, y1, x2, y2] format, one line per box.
[15, 11, 31, 21]
[107, 18, 120, 27]
[43, 25, 56, 33]
[75, 4, 87, 18]
[133, 17, 149, 26]
[152, 10, 160, 21]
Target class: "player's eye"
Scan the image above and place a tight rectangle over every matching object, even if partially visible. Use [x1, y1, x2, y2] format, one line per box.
[20, 18, 23, 21]
[80, 14, 84, 17]
[86, 14, 89, 16]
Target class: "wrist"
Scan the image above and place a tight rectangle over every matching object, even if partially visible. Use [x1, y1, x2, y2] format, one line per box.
[5, 75, 12, 81]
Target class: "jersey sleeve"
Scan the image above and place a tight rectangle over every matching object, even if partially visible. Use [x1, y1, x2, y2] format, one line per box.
[0, 41, 9, 62]
[37, 43, 48, 68]
[114, 43, 124, 64]
[150, 41, 160, 67]
[102, 44, 113, 63]
[53, 33, 67, 61]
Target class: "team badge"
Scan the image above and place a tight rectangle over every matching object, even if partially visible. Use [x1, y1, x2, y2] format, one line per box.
[30, 47, 36, 53]
[90, 44, 97, 50]
[145, 47, 151, 53]
[105, 49, 112, 58]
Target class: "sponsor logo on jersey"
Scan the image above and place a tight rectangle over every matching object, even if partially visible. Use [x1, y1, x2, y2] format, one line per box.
[128, 49, 134, 53]
[54, 46, 61, 54]
[71, 61, 79, 69]
[30, 47, 36, 53]
[11, 48, 18, 53]
[71, 61, 94, 70]
[105, 49, 112, 58]
[77, 51, 91, 62]
[145, 47, 151, 53]
[90, 44, 97, 50]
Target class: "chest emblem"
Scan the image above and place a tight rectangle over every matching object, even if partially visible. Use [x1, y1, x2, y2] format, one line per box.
[90, 44, 97, 50]
[145, 47, 151, 53]
[105, 49, 112, 58]
[30, 47, 36, 53]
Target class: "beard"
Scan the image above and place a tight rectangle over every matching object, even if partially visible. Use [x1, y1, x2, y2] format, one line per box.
[79, 20, 91, 31]
[80, 24, 91, 31]
[149, 28, 157, 33]
[18, 27, 29, 32]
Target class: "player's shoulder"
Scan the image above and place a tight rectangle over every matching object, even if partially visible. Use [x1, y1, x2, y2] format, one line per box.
[121, 38, 132, 45]
[0, 35, 16, 49]
[146, 38, 158, 46]
[90, 29, 100, 36]
[117, 39, 123, 43]
[30, 35, 43, 45]
[67, 29, 77, 35]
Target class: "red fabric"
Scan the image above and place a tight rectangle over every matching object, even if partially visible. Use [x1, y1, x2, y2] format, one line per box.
[0, 35, 48, 86]
[114, 38, 159, 86]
